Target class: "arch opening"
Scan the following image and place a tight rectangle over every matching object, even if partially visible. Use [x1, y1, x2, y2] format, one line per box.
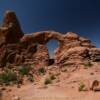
[46, 39, 59, 65]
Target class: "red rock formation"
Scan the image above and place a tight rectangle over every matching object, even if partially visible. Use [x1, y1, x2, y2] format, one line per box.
[20, 31, 64, 47]
[0, 10, 23, 45]
[0, 10, 100, 68]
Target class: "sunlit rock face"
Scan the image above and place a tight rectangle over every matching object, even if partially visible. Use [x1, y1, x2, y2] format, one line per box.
[54, 32, 96, 66]
[0, 10, 100, 68]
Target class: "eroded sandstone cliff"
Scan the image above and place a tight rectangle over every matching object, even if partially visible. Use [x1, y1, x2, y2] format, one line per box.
[0, 10, 100, 68]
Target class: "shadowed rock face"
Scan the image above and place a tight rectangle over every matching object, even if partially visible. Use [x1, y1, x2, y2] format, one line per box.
[0, 10, 100, 68]
[2, 10, 22, 32]
[0, 11, 23, 45]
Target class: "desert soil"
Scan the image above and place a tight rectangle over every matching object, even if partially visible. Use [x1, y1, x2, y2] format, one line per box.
[2, 65, 100, 100]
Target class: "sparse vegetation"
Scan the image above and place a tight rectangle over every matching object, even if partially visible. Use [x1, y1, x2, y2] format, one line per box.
[0, 70, 17, 85]
[79, 82, 85, 91]
[84, 61, 93, 68]
[28, 74, 34, 82]
[50, 74, 56, 80]
[38, 67, 46, 75]
[18, 64, 32, 76]
[0, 64, 34, 86]
[44, 78, 52, 85]
[44, 74, 56, 85]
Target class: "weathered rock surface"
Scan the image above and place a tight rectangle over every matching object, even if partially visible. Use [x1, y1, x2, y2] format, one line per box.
[89, 48, 100, 61]
[0, 10, 100, 68]
[0, 11, 23, 45]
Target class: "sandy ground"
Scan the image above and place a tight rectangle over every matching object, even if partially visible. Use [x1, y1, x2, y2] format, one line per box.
[2, 65, 100, 100]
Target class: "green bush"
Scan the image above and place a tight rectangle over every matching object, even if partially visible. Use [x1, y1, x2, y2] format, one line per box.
[0, 70, 17, 85]
[79, 82, 85, 91]
[44, 78, 52, 85]
[38, 67, 45, 75]
[18, 64, 31, 76]
[50, 74, 56, 80]
[84, 61, 93, 68]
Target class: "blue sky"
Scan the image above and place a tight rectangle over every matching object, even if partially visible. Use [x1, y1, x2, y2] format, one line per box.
[0, 0, 100, 56]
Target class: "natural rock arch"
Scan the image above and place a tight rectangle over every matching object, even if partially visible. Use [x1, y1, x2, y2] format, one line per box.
[0, 10, 99, 68]
[20, 31, 64, 47]
[20, 31, 65, 66]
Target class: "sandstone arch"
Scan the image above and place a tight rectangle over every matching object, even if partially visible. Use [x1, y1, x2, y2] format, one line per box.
[20, 31, 64, 47]
[0, 10, 99, 68]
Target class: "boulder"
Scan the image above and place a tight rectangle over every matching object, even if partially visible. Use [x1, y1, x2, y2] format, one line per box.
[90, 80, 100, 91]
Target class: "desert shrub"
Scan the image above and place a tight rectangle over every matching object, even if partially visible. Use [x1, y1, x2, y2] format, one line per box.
[0, 70, 17, 85]
[6, 63, 11, 69]
[28, 75, 34, 82]
[38, 67, 45, 75]
[84, 61, 93, 68]
[18, 64, 31, 76]
[79, 82, 85, 91]
[50, 74, 56, 80]
[44, 78, 52, 85]
[27, 73, 34, 82]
